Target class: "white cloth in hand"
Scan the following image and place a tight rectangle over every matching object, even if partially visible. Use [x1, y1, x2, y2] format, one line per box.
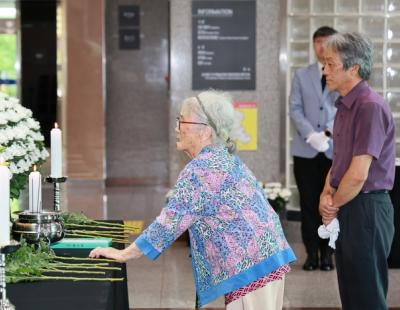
[318, 218, 340, 249]
[306, 131, 329, 152]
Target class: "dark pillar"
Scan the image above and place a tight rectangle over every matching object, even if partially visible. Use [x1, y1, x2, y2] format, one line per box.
[20, 0, 57, 146]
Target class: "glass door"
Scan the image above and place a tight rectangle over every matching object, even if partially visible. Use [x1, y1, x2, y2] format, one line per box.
[0, 1, 17, 97]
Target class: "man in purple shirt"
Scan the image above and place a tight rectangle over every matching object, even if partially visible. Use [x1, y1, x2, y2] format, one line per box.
[319, 32, 395, 310]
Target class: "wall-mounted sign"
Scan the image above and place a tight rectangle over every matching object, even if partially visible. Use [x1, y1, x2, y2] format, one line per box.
[118, 5, 140, 50]
[119, 5, 140, 27]
[192, 0, 256, 90]
[119, 29, 140, 50]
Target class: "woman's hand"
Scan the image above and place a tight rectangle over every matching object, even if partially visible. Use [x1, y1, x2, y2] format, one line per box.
[89, 242, 143, 263]
[89, 247, 127, 263]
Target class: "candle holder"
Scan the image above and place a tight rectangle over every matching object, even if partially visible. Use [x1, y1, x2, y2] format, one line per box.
[0, 241, 20, 310]
[45, 176, 67, 212]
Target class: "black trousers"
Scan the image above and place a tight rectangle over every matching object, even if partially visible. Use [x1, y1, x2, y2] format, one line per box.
[336, 192, 394, 310]
[293, 153, 331, 257]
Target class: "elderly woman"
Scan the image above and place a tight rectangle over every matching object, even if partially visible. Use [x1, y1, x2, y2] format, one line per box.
[90, 90, 296, 309]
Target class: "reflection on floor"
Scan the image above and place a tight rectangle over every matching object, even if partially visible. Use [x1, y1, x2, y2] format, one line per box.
[54, 180, 400, 309]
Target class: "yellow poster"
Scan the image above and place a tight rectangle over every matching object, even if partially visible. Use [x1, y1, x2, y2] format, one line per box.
[232, 102, 257, 151]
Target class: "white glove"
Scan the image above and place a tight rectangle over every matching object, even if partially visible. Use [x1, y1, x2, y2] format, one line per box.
[318, 218, 340, 249]
[306, 131, 329, 152]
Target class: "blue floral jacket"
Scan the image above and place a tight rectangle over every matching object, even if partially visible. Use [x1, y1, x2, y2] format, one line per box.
[135, 145, 296, 306]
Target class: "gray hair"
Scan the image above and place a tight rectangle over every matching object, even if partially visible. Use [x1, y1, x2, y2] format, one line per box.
[325, 32, 373, 80]
[182, 90, 236, 153]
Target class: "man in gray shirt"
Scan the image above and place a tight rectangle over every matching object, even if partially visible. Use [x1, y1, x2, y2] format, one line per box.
[319, 32, 395, 310]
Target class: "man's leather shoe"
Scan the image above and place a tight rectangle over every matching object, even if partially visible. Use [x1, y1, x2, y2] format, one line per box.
[320, 254, 334, 271]
[302, 256, 318, 271]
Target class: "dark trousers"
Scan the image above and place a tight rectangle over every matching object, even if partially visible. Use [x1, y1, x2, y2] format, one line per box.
[293, 153, 331, 257]
[336, 193, 394, 310]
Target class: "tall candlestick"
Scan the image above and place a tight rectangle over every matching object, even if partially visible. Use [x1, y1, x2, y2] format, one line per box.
[29, 166, 42, 213]
[0, 159, 10, 246]
[51, 122, 62, 178]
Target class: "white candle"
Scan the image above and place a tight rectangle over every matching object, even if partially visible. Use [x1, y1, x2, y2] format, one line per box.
[29, 166, 42, 213]
[0, 159, 10, 246]
[51, 122, 62, 178]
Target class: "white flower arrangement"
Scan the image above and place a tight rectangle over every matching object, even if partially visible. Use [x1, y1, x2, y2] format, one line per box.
[260, 182, 292, 212]
[0, 92, 49, 199]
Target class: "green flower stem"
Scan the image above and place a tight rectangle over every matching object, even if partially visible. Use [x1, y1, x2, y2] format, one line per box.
[51, 256, 117, 263]
[65, 232, 131, 244]
[7, 276, 124, 283]
[49, 263, 120, 271]
[89, 220, 137, 230]
[50, 262, 113, 268]
[65, 223, 124, 229]
[5, 240, 125, 284]
[42, 268, 106, 275]
[69, 229, 129, 235]
[65, 223, 136, 233]
[67, 229, 130, 238]
[51, 262, 110, 267]
[63, 233, 128, 240]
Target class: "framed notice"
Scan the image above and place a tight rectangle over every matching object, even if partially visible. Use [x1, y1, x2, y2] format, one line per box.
[192, 0, 256, 90]
[119, 5, 140, 27]
[119, 29, 140, 50]
[233, 102, 257, 151]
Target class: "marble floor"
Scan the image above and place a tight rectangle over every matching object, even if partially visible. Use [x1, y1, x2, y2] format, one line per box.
[41, 180, 400, 309]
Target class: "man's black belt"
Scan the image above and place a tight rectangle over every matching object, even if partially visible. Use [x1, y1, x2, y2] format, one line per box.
[360, 190, 388, 194]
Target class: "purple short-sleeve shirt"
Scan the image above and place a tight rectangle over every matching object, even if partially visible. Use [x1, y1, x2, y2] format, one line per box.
[330, 81, 396, 191]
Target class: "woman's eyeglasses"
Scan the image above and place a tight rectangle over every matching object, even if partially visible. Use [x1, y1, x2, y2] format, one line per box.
[176, 117, 207, 130]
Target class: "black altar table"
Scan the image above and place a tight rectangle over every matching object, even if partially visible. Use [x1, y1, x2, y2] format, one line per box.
[7, 223, 129, 310]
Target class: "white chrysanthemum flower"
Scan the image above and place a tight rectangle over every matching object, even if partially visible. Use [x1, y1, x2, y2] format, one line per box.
[264, 182, 282, 188]
[281, 189, 292, 199]
[263, 181, 292, 211]
[268, 193, 277, 200]
[272, 188, 280, 194]
[0, 93, 48, 199]
[41, 148, 49, 159]
[0, 133, 7, 145]
[0, 114, 6, 125]
[264, 188, 272, 195]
